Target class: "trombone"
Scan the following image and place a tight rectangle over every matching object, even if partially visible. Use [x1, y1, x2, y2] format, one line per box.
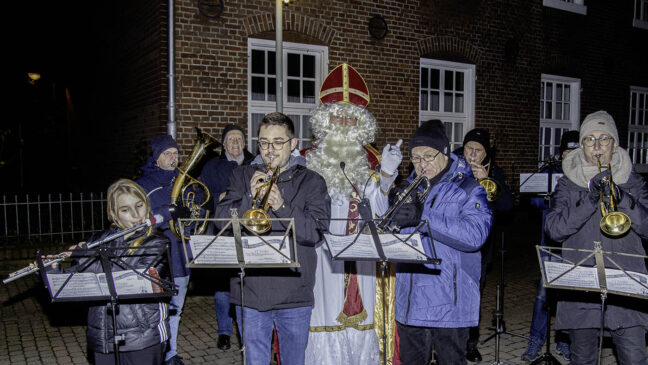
[596, 155, 631, 236]
[242, 162, 281, 234]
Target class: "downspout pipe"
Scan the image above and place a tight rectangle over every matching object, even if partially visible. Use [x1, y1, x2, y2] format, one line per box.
[167, 0, 177, 139]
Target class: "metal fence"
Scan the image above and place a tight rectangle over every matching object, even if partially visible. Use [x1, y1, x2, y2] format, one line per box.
[1, 193, 107, 245]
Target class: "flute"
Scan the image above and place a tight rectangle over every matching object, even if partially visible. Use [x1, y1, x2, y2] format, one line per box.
[3, 214, 163, 284]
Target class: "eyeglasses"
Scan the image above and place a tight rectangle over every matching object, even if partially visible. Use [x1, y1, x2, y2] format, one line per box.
[582, 135, 614, 147]
[411, 151, 441, 164]
[162, 151, 179, 158]
[258, 140, 291, 150]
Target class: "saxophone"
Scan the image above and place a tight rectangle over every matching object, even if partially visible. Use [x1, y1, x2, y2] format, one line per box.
[169, 128, 219, 240]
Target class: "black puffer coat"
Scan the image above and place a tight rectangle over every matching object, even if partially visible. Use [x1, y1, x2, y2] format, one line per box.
[69, 227, 171, 353]
[546, 170, 648, 331]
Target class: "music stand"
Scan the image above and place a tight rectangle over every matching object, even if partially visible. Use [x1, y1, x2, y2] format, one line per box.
[537, 242, 648, 365]
[320, 217, 441, 365]
[37, 242, 176, 365]
[179, 210, 300, 365]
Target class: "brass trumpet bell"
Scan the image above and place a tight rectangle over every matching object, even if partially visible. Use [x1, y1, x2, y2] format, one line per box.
[242, 208, 272, 234]
[242, 164, 280, 234]
[600, 211, 631, 236]
[478, 178, 500, 202]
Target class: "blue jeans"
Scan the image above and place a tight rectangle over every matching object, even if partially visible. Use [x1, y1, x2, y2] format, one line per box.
[569, 327, 648, 365]
[235, 305, 312, 365]
[214, 290, 233, 336]
[166, 275, 190, 361]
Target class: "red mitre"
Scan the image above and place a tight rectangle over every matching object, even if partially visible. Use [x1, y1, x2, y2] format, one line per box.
[319, 64, 370, 107]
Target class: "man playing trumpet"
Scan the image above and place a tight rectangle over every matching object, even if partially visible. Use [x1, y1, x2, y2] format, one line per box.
[546, 111, 648, 365]
[214, 112, 331, 365]
[454, 128, 512, 362]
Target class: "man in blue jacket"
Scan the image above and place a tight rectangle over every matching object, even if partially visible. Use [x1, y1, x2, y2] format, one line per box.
[391, 120, 492, 365]
[136, 135, 190, 365]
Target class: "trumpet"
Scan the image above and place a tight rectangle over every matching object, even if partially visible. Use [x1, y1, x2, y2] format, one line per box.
[377, 170, 432, 232]
[596, 156, 631, 236]
[469, 158, 500, 202]
[242, 163, 281, 234]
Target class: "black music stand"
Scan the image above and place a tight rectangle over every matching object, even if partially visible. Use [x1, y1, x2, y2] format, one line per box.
[320, 217, 441, 365]
[179, 210, 300, 365]
[537, 242, 648, 365]
[37, 243, 176, 365]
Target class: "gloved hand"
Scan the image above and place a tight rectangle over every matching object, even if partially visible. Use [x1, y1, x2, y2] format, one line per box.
[588, 169, 612, 204]
[381, 139, 403, 176]
[169, 204, 191, 220]
[390, 202, 423, 228]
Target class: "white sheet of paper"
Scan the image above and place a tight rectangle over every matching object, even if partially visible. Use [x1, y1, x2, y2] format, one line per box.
[324, 234, 379, 259]
[605, 268, 648, 297]
[189, 235, 239, 264]
[379, 234, 428, 261]
[544, 261, 600, 289]
[111, 270, 155, 295]
[520, 173, 563, 193]
[242, 236, 292, 264]
[47, 272, 107, 298]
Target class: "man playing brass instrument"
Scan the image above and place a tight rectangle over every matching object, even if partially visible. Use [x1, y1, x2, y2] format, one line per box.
[214, 112, 331, 365]
[454, 128, 513, 362]
[546, 111, 648, 364]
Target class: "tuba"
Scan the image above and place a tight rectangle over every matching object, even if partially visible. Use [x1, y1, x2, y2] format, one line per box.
[242, 163, 281, 234]
[169, 128, 219, 240]
[596, 156, 631, 236]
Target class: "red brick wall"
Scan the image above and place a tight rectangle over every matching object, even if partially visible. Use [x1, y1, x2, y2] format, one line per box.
[95, 0, 646, 192]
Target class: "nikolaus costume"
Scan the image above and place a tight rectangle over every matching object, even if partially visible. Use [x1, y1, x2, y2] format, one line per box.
[304, 64, 401, 365]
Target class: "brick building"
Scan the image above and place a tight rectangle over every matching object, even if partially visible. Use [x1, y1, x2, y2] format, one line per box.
[87, 0, 648, 192]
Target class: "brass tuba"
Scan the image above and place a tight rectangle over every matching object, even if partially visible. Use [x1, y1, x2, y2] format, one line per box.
[596, 156, 631, 236]
[169, 128, 219, 240]
[242, 163, 281, 234]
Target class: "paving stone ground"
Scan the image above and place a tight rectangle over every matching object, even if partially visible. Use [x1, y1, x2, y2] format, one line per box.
[0, 210, 640, 364]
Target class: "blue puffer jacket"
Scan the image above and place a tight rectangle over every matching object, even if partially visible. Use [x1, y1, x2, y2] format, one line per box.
[136, 157, 190, 278]
[395, 154, 492, 328]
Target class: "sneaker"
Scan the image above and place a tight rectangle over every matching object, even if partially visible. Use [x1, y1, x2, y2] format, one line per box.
[217, 334, 231, 350]
[521, 336, 544, 361]
[556, 341, 571, 361]
[466, 346, 482, 362]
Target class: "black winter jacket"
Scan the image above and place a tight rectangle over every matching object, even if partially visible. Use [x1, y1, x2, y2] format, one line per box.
[66, 227, 171, 353]
[546, 171, 648, 330]
[214, 155, 331, 311]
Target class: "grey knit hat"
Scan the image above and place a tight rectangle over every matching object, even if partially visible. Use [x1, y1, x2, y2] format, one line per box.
[580, 111, 619, 145]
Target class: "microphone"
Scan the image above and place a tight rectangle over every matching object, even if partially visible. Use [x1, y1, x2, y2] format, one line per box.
[340, 162, 373, 222]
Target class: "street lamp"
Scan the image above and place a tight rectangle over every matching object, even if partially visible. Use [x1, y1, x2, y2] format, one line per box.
[275, 0, 293, 113]
[27, 72, 41, 85]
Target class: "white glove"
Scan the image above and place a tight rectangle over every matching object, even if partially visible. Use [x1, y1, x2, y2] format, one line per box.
[380, 139, 403, 176]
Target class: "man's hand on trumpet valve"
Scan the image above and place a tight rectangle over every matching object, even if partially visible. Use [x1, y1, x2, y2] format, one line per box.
[249, 170, 284, 211]
[468, 160, 488, 180]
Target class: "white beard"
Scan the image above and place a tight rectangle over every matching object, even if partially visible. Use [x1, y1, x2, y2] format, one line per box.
[306, 127, 370, 198]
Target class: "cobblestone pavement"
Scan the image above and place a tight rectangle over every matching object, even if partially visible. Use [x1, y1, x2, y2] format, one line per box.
[0, 213, 637, 364]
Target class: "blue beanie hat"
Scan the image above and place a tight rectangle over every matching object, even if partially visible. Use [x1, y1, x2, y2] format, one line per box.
[151, 135, 178, 161]
[409, 119, 450, 155]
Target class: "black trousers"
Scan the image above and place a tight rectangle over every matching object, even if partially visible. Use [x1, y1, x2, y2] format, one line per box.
[397, 322, 469, 365]
[93, 342, 165, 365]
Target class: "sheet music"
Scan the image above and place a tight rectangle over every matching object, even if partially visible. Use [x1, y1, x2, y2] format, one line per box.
[189, 235, 239, 264]
[242, 236, 292, 264]
[605, 268, 648, 297]
[520, 173, 563, 193]
[544, 261, 600, 289]
[324, 234, 379, 259]
[47, 270, 155, 298]
[379, 234, 427, 261]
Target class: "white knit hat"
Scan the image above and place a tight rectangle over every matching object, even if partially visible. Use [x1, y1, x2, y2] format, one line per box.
[580, 110, 619, 145]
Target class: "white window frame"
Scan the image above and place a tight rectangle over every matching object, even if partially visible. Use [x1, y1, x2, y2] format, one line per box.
[633, 0, 648, 29]
[247, 38, 329, 154]
[539, 74, 581, 162]
[543, 0, 587, 15]
[628, 86, 648, 172]
[419, 59, 476, 153]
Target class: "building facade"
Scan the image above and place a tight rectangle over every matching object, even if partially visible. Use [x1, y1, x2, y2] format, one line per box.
[90, 0, 648, 190]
